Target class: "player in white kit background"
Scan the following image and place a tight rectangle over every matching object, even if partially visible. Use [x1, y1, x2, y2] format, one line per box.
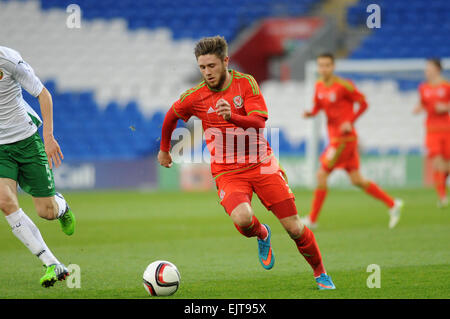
[0, 46, 76, 287]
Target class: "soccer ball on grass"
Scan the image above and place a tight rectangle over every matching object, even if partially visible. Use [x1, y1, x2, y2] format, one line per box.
[143, 260, 180, 296]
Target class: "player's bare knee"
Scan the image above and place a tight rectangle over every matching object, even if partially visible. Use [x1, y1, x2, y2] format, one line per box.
[352, 177, 370, 189]
[0, 195, 19, 215]
[233, 211, 253, 226]
[281, 215, 304, 239]
[230, 203, 253, 226]
[316, 170, 325, 180]
[286, 225, 302, 239]
[351, 179, 364, 188]
[285, 222, 304, 239]
[316, 170, 328, 188]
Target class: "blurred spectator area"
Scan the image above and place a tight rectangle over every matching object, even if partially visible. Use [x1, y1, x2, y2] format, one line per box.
[0, 0, 446, 162]
[347, 0, 450, 58]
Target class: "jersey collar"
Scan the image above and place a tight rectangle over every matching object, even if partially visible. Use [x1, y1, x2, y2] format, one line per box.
[207, 69, 234, 92]
[318, 75, 338, 87]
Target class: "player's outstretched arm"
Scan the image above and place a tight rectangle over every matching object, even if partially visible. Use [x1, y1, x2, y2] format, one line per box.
[12, 58, 63, 168]
[303, 89, 322, 118]
[38, 87, 64, 169]
[158, 107, 180, 168]
[350, 90, 368, 123]
[303, 100, 321, 119]
[303, 105, 321, 118]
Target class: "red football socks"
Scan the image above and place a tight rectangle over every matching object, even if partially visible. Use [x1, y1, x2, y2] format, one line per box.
[293, 226, 326, 277]
[234, 215, 268, 240]
[310, 188, 327, 223]
[364, 181, 395, 208]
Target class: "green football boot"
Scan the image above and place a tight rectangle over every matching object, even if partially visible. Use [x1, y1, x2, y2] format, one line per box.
[40, 264, 69, 288]
[56, 192, 76, 236]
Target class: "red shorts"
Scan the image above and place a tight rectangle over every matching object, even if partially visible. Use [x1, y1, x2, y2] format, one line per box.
[320, 139, 360, 173]
[215, 156, 295, 217]
[426, 132, 450, 160]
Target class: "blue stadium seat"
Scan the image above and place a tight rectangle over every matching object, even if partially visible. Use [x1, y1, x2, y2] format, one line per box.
[36, 0, 320, 42]
[16, 0, 325, 161]
[21, 83, 168, 161]
[348, 0, 450, 59]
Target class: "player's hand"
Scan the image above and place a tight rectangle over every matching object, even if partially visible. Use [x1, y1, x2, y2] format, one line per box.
[339, 121, 353, 134]
[412, 104, 424, 114]
[303, 111, 313, 118]
[158, 150, 173, 168]
[43, 134, 64, 169]
[435, 103, 449, 114]
[215, 98, 232, 121]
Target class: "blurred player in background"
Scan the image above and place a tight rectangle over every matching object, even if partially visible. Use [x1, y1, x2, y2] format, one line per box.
[0, 46, 75, 287]
[302, 53, 403, 229]
[413, 58, 450, 208]
[158, 36, 336, 290]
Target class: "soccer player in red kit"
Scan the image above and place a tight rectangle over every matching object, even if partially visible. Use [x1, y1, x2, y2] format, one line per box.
[302, 53, 403, 229]
[158, 36, 335, 290]
[413, 58, 450, 208]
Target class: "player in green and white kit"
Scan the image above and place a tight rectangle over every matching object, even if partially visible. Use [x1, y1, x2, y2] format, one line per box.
[0, 46, 76, 287]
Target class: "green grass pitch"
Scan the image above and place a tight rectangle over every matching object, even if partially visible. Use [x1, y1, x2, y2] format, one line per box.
[0, 188, 449, 299]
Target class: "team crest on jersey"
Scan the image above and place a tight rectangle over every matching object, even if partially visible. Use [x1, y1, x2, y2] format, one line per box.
[219, 189, 226, 200]
[0, 69, 3, 80]
[233, 95, 243, 108]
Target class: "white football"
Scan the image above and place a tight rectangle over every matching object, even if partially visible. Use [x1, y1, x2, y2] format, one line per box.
[143, 260, 181, 296]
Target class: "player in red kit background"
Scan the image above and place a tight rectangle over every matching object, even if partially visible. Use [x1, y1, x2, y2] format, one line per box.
[158, 36, 335, 290]
[302, 53, 403, 229]
[414, 58, 450, 208]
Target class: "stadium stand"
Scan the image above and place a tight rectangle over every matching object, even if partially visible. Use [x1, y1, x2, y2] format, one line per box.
[0, 0, 322, 160]
[39, 0, 319, 41]
[0, 0, 441, 161]
[261, 77, 424, 155]
[348, 0, 450, 58]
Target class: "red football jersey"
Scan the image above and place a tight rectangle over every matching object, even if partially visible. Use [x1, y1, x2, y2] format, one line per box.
[418, 81, 450, 133]
[310, 76, 367, 141]
[172, 69, 272, 178]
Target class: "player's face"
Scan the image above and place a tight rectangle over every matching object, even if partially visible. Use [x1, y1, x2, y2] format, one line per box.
[197, 54, 229, 90]
[424, 61, 440, 81]
[317, 57, 334, 79]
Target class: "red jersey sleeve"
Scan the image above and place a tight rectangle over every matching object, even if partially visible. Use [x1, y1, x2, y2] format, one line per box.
[445, 81, 450, 102]
[172, 94, 193, 122]
[341, 79, 368, 123]
[347, 81, 366, 103]
[242, 75, 268, 119]
[310, 84, 322, 115]
[159, 107, 179, 152]
[418, 83, 426, 106]
[228, 113, 266, 129]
